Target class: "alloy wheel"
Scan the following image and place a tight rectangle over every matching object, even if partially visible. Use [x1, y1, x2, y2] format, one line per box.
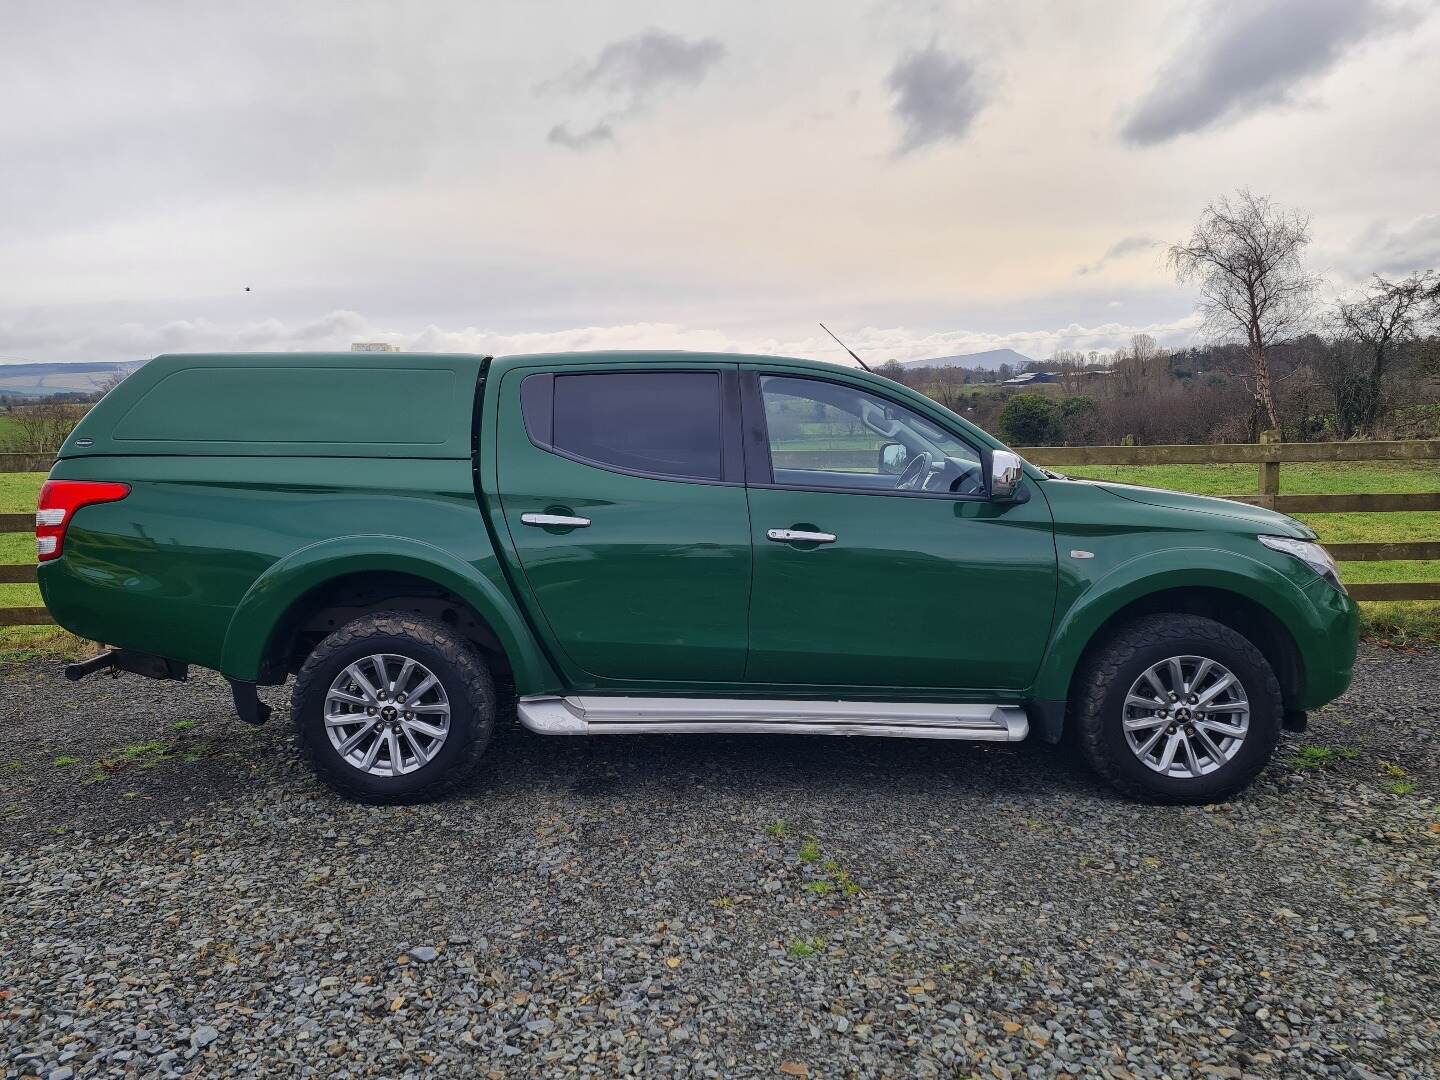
[1122, 654, 1250, 779]
[324, 653, 451, 776]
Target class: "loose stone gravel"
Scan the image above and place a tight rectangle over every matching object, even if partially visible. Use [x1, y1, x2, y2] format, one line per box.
[1, 644, 1436, 1078]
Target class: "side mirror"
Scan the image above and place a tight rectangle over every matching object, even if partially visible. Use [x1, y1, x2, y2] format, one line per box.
[990, 450, 1024, 500]
[878, 442, 909, 475]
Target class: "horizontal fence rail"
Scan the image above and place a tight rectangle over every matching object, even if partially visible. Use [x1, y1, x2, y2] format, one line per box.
[0, 453, 55, 472]
[2, 439, 1438, 626]
[1020, 440, 1440, 466]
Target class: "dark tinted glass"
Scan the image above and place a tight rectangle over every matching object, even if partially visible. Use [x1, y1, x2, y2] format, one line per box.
[552, 372, 723, 480]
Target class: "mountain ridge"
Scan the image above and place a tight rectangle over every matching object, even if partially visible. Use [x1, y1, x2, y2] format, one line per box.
[900, 348, 1034, 370]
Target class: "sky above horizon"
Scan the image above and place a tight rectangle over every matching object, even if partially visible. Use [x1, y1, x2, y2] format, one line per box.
[3, 0, 1439, 367]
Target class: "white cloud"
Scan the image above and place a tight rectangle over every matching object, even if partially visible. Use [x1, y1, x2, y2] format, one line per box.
[0, 311, 1205, 367]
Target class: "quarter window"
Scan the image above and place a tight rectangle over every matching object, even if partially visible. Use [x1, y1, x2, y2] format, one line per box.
[551, 372, 723, 481]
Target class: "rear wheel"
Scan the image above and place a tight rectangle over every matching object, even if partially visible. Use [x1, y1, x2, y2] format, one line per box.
[292, 612, 495, 803]
[1074, 613, 1281, 804]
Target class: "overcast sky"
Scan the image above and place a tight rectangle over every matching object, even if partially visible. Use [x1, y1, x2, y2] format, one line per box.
[3, 0, 1439, 366]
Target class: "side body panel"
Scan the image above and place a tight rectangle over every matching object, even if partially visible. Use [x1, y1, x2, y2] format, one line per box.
[1030, 479, 1360, 710]
[38, 455, 561, 692]
[489, 359, 752, 686]
[745, 484, 1057, 690]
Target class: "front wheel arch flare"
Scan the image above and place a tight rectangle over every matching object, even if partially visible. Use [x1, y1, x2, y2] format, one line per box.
[1031, 553, 1317, 714]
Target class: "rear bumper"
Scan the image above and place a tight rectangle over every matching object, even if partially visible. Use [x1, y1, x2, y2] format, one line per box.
[1297, 575, 1360, 710]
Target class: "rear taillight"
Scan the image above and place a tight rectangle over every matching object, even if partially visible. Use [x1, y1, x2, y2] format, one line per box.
[35, 480, 130, 562]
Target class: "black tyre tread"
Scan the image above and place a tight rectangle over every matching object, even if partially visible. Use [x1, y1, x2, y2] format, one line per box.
[1075, 613, 1281, 804]
[292, 611, 495, 804]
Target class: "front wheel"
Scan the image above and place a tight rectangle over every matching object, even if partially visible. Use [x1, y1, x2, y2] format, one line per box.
[1074, 614, 1281, 804]
[292, 612, 496, 803]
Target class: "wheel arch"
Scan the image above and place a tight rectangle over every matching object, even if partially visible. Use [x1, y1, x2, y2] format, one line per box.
[220, 536, 560, 693]
[1031, 553, 1313, 732]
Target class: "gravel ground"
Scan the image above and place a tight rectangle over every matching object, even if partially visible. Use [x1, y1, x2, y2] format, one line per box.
[0, 645, 1436, 1079]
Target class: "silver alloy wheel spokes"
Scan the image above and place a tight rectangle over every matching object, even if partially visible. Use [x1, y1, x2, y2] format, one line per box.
[1122, 654, 1250, 779]
[324, 653, 451, 777]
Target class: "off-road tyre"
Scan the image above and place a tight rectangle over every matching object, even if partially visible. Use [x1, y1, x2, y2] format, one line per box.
[1074, 613, 1282, 804]
[292, 612, 496, 804]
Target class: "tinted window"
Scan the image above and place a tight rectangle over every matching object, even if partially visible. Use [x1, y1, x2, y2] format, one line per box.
[552, 372, 723, 480]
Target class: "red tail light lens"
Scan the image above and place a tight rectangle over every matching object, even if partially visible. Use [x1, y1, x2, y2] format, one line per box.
[35, 480, 130, 562]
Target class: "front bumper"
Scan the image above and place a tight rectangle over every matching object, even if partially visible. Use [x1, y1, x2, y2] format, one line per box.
[1297, 574, 1360, 709]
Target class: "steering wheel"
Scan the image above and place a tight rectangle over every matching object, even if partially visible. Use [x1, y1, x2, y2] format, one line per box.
[895, 451, 933, 491]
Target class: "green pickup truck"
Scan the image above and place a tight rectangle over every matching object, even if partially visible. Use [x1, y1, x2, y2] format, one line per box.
[37, 351, 1358, 804]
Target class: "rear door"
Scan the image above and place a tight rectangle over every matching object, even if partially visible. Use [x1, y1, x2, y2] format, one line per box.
[494, 361, 751, 685]
[742, 368, 1058, 692]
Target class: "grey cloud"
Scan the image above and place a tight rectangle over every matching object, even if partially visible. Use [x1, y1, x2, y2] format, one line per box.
[1122, 0, 1411, 146]
[544, 30, 725, 148]
[1075, 235, 1158, 276]
[547, 122, 616, 152]
[1345, 214, 1440, 277]
[556, 30, 726, 104]
[887, 47, 987, 156]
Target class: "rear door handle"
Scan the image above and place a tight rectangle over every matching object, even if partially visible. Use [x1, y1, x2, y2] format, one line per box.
[767, 528, 836, 544]
[522, 513, 591, 528]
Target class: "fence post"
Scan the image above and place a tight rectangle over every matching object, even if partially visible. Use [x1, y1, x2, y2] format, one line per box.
[1258, 429, 1281, 509]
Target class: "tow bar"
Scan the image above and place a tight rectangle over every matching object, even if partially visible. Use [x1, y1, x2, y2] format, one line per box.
[65, 649, 188, 682]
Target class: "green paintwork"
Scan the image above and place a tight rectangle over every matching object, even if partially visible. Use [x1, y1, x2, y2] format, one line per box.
[491, 359, 751, 684]
[39, 349, 1359, 730]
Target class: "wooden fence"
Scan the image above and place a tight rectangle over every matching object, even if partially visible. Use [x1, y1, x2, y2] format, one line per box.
[1018, 438, 1440, 602]
[2, 439, 1438, 626]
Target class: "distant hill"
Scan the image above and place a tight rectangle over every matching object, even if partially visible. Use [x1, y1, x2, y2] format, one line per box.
[0, 361, 143, 398]
[901, 348, 1034, 370]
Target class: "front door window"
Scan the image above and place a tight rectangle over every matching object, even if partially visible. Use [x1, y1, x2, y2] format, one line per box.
[759, 375, 985, 496]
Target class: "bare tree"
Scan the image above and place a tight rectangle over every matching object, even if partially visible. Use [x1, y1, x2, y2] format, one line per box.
[1, 401, 85, 454]
[1168, 190, 1320, 439]
[1321, 272, 1436, 437]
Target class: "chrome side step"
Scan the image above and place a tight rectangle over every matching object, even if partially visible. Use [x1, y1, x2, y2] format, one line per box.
[516, 696, 1029, 742]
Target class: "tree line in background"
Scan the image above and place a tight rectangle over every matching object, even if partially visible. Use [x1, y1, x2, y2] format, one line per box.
[884, 189, 1440, 446]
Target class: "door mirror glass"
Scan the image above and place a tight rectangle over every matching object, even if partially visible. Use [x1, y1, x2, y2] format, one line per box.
[990, 450, 1024, 500]
[878, 442, 909, 475]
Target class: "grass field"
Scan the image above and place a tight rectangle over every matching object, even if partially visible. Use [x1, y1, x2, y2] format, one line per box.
[2, 464, 1437, 653]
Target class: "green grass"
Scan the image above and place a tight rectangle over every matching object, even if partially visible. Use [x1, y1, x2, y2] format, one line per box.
[1060, 460, 1440, 496]
[1291, 744, 1358, 770]
[0, 471, 45, 512]
[785, 937, 823, 959]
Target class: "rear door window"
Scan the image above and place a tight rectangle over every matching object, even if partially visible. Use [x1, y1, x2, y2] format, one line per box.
[550, 371, 723, 481]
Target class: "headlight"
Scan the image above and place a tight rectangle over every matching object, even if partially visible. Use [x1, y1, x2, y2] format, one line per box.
[1259, 535, 1345, 592]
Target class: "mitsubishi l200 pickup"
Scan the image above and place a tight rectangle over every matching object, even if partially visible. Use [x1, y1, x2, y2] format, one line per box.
[37, 351, 1358, 804]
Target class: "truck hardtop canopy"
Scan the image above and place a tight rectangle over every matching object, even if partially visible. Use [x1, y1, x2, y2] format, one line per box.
[56, 350, 863, 461]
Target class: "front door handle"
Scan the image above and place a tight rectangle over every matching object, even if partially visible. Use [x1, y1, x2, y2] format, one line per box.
[522, 513, 591, 528]
[767, 528, 836, 544]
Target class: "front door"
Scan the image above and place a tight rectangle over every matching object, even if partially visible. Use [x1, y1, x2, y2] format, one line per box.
[495, 363, 751, 685]
[743, 370, 1057, 692]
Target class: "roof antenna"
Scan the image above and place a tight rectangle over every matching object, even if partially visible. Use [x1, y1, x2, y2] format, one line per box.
[818, 322, 874, 373]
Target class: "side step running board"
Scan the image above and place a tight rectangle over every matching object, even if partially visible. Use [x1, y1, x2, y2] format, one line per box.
[516, 696, 1029, 742]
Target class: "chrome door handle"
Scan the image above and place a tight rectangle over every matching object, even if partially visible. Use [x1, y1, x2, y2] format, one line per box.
[522, 513, 591, 528]
[767, 528, 836, 544]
